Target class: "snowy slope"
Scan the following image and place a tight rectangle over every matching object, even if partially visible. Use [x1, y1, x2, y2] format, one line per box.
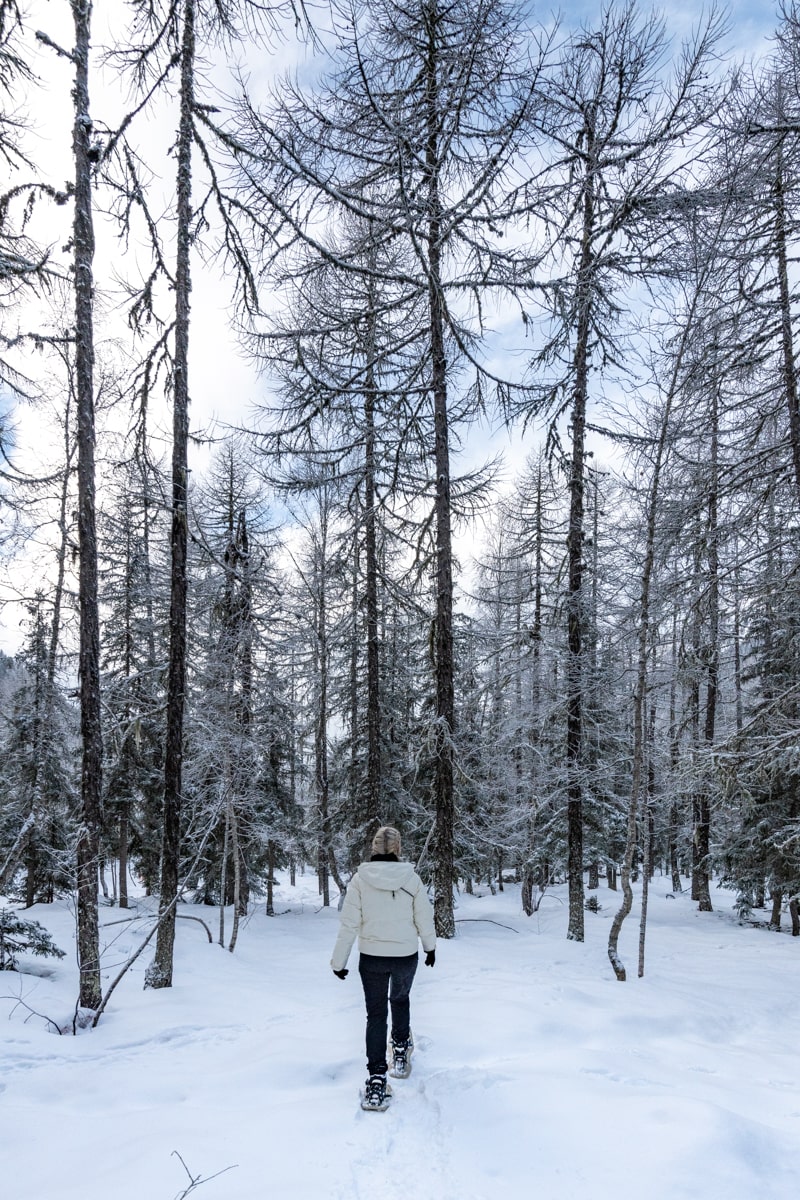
[1, 878, 799, 1200]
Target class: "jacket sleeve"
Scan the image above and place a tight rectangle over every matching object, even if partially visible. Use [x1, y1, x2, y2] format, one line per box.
[330, 876, 362, 971]
[412, 875, 436, 953]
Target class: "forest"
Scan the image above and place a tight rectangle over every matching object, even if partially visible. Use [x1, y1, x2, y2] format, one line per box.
[2, 0, 800, 1017]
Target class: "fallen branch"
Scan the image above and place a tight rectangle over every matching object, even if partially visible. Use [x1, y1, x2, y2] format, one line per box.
[92, 819, 219, 1028]
[1, 992, 62, 1035]
[171, 1150, 238, 1199]
[176, 914, 213, 942]
[101, 913, 212, 941]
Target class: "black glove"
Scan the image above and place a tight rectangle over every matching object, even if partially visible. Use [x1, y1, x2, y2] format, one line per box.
[425, 950, 435, 967]
[333, 968, 349, 980]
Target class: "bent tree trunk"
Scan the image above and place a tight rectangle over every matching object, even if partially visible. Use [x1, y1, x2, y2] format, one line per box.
[608, 266, 707, 978]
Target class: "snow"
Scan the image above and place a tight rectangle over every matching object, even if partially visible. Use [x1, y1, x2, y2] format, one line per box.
[2, 878, 799, 1200]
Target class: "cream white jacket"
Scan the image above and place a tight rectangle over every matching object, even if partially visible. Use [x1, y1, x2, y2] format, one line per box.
[330, 861, 436, 971]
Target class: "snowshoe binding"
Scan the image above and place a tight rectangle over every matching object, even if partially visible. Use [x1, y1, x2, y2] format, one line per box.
[360, 1074, 392, 1112]
[388, 1033, 414, 1079]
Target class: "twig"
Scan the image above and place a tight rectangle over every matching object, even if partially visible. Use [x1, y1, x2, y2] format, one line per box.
[92, 817, 220, 1028]
[171, 1150, 238, 1199]
[1, 993, 62, 1035]
[90, 894, 180, 1028]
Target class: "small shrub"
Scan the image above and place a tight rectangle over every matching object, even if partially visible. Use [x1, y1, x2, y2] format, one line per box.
[585, 894, 601, 913]
[0, 908, 66, 971]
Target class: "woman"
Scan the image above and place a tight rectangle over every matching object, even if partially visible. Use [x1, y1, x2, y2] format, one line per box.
[331, 826, 436, 1110]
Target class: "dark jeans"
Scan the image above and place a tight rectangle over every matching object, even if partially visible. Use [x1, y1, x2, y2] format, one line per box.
[358, 952, 418, 1075]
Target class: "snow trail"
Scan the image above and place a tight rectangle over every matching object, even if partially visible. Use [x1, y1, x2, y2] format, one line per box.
[2, 879, 800, 1200]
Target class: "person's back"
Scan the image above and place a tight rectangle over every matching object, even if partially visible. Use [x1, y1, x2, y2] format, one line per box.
[330, 826, 436, 1110]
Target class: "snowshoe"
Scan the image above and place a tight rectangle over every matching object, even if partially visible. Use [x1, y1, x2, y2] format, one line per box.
[360, 1074, 392, 1112]
[388, 1033, 414, 1079]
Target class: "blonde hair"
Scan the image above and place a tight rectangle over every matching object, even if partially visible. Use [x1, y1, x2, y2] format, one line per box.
[371, 826, 401, 856]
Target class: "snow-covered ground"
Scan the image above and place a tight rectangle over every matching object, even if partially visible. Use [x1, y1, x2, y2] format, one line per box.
[2, 875, 799, 1200]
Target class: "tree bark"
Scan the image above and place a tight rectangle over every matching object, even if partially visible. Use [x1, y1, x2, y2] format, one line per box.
[695, 388, 719, 914]
[770, 889, 782, 930]
[315, 501, 331, 909]
[149, 0, 195, 989]
[424, 3, 456, 939]
[72, 0, 102, 1012]
[565, 108, 595, 944]
[364, 315, 382, 836]
[773, 127, 800, 508]
[227, 800, 241, 952]
[266, 840, 276, 916]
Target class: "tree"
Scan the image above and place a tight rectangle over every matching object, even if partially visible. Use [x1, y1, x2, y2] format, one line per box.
[186, 441, 286, 939]
[0, 908, 66, 970]
[99, 450, 167, 909]
[52, 0, 104, 1012]
[236, 0, 538, 934]
[246, 214, 431, 858]
[520, 0, 725, 940]
[0, 600, 77, 905]
[103, 0, 302, 989]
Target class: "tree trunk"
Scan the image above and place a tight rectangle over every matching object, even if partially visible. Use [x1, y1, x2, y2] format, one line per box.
[218, 800, 229, 947]
[668, 802, 682, 894]
[266, 840, 276, 916]
[99, 855, 109, 900]
[424, 7, 456, 939]
[774, 127, 800, 508]
[349, 531, 360, 831]
[690, 530, 702, 904]
[119, 805, 129, 909]
[695, 388, 719, 915]
[668, 597, 682, 893]
[228, 801, 241, 952]
[638, 686, 657, 978]
[71, 0, 103, 1012]
[364, 325, 382, 837]
[521, 869, 534, 916]
[732, 540, 744, 736]
[608, 252, 705, 978]
[149, 0, 195, 990]
[770, 889, 782, 930]
[565, 109, 597, 945]
[316, 501, 331, 909]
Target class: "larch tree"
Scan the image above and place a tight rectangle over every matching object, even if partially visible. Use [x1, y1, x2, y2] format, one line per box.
[607, 186, 738, 977]
[520, 0, 726, 940]
[105, 0, 299, 987]
[234, 0, 539, 935]
[246, 214, 432, 858]
[43, 0, 105, 1013]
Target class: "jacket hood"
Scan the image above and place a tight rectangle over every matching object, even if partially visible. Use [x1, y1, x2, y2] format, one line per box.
[357, 861, 416, 891]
